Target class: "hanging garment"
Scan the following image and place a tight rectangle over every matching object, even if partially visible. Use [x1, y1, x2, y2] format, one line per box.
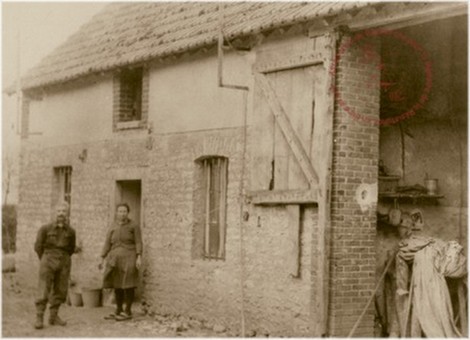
[412, 242, 466, 338]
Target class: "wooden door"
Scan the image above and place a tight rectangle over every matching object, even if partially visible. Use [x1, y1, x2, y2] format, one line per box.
[252, 65, 323, 191]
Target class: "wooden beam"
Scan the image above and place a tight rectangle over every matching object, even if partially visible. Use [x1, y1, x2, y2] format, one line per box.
[347, 2, 467, 32]
[255, 73, 319, 187]
[310, 32, 336, 337]
[247, 189, 318, 206]
[253, 51, 324, 73]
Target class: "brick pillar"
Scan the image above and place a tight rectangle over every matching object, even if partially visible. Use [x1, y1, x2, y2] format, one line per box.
[328, 32, 380, 337]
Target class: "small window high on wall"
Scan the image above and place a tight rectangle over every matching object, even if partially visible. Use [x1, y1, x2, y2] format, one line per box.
[118, 68, 143, 122]
[193, 156, 228, 260]
[113, 66, 151, 132]
[54, 166, 72, 206]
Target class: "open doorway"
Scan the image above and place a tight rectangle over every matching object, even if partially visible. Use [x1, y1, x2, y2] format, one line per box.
[115, 180, 142, 225]
[376, 15, 468, 337]
[114, 179, 143, 299]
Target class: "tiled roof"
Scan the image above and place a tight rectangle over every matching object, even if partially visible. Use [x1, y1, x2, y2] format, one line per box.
[21, 2, 371, 90]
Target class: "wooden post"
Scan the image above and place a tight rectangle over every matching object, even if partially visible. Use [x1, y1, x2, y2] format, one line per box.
[310, 32, 336, 336]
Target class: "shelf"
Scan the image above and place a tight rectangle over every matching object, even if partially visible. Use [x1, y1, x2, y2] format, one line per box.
[379, 192, 444, 199]
[379, 192, 444, 205]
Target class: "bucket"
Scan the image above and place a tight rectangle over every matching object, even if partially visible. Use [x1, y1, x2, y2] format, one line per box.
[81, 288, 102, 308]
[425, 179, 438, 195]
[69, 291, 83, 307]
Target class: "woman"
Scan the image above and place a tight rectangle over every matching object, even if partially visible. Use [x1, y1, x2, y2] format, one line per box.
[99, 203, 142, 321]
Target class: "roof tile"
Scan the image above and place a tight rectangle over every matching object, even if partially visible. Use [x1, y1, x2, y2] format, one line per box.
[22, 2, 371, 90]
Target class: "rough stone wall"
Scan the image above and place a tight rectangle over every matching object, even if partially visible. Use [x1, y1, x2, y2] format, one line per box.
[16, 126, 316, 336]
[16, 136, 148, 289]
[16, 29, 384, 337]
[328, 33, 380, 337]
[143, 127, 316, 336]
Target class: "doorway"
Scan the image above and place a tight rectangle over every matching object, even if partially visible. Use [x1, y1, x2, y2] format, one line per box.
[114, 179, 143, 299]
[115, 180, 142, 225]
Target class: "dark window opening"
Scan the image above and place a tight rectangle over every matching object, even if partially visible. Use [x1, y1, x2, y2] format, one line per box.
[196, 156, 228, 260]
[54, 166, 72, 206]
[119, 68, 143, 122]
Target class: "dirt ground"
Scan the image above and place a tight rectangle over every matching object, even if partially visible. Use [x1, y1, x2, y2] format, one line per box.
[2, 272, 230, 337]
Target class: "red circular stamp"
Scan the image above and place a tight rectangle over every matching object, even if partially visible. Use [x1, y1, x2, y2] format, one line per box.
[329, 28, 433, 126]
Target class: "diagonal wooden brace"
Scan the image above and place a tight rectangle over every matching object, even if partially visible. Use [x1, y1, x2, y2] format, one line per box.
[255, 73, 319, 187]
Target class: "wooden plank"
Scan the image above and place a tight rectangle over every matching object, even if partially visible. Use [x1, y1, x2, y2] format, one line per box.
[204, 160, 210, 256]
[255, 73, 319, 188]
[254, 51, 324, 73]
[286, 67, 315, 190]
[347, 2, 467, 32]
[272, 71, 290, 190]
[310, 33, 335, 337]
[287, 205, 301, 277]
[274, 155, 289, 189]
[218, 158, 227, 258]
[247, 189, 318, 206]
[251, 76, 274, 190]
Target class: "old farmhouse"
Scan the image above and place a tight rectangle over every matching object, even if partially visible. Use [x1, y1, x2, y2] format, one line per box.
[13, 2, 467, 337]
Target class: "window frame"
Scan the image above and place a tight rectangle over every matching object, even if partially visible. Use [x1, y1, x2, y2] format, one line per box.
[113, 66, 148, 131]
[54, 166, 72, 206]
[200, 156, 228, 260]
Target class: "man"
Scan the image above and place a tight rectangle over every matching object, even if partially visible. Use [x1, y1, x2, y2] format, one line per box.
[34, 201, 76, 329]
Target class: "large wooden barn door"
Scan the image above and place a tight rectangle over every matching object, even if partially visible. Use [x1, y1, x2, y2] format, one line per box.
[253, 66, 323, 191]
[249, 33, 336, 336]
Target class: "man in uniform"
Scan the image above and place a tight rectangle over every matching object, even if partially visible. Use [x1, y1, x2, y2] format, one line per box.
[34, 201, 76, 329]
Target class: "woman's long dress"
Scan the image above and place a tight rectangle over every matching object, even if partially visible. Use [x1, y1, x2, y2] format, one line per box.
[101, 219, 142, 289]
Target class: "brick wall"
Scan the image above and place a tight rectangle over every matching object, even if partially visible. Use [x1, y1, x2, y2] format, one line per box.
[328, 32, 380, 337]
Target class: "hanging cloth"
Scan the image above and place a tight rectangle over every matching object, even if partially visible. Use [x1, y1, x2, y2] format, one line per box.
[412, 243, 463, 337]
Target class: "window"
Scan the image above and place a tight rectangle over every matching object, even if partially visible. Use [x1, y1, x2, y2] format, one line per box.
[113, 67, 149, 130]
[54, 166, 72, 206]
[118, 67, 143, 122]
[194, 157, 228, 260]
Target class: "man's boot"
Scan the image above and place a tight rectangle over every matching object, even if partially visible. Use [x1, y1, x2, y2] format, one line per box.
[34, 313, 44, 329]
[49, 308, 67, 326]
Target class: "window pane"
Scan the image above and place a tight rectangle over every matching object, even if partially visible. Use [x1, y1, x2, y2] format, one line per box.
[119, 68, 143, 121]
[218, 158, 227, 258]
[204, 160, 210, 255]
[209, 159, 220, 257]
[54, 166, 72, 207]
[201, 157, 227, 259]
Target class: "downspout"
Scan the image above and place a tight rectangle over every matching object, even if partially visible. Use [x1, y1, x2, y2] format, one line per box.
[217, 5, 249, 337]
